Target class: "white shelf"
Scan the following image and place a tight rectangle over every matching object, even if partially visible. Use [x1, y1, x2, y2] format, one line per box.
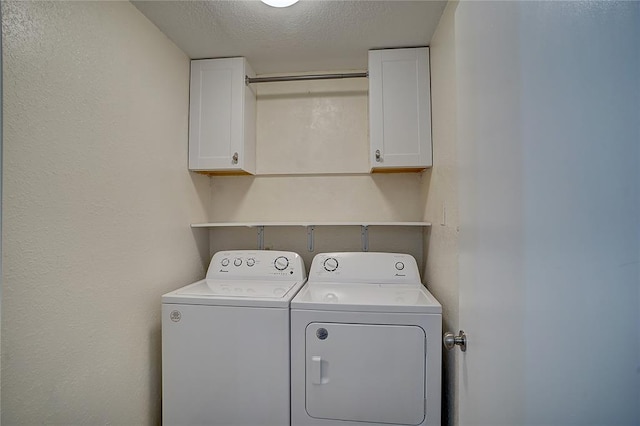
[191, 221, 431, 228]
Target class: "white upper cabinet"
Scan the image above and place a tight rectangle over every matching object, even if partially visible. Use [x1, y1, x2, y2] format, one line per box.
[369, 48, 432, 172]
[189, 58, 256, 174]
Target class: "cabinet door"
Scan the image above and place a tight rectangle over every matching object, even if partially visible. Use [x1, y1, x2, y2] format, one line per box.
[305, 322, 426, 425]
[189, 58, 255, 173]
[369, 48, 432, 171]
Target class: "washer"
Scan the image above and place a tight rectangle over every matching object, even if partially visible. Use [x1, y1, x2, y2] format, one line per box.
[162, 250, 306, 426]
[291, 252, 442, 426]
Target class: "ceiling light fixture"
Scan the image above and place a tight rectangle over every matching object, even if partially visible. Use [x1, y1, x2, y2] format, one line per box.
[260, 0, 299, 8]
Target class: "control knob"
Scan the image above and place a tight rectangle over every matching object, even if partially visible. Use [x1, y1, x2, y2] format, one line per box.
[323, 257, 339, 272]
[246, 258, 255, 267]
[395, 261, 405, 271]
[274, 256, 289, 271]
[234, 258, 242, 267]
[221, 258, 230, 267]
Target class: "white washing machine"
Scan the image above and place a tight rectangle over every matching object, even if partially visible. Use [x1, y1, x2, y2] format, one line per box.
[162, 250, 306, 426]
[291, 252, 442, 426]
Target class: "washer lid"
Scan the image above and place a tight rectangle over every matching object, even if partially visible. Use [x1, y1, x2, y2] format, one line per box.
[290, 282, 442, 313]
[162, 279, 306, 308]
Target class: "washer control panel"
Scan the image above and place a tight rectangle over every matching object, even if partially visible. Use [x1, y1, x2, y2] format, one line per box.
[207, 250, 306, 281]
[309, 252, 420, 284]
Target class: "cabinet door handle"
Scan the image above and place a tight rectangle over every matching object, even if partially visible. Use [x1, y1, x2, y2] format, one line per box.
[232, 152, 239, 164]
[375, 149, 382, 162]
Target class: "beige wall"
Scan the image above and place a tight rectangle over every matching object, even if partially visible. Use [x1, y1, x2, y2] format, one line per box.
[421, 2, 460, 425]
[0, 2, 449, 422]
[209, 225, 425, 276]
[207, 76, 428, 270]
[256, 77, 369, 175]
[1, 2, 209, 424]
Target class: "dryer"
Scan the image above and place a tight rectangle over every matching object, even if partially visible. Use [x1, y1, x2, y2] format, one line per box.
[290, 252, 442, 426]
[162, 250, 306, 426]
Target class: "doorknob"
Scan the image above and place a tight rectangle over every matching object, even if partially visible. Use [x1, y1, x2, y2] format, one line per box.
[443, 330, 467, 352]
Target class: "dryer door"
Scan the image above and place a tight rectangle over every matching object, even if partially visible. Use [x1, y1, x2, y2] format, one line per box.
[305, 322, 426, 425]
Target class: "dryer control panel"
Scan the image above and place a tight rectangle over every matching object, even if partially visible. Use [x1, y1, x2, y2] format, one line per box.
[309, 252, 420, 285]
[207, 250, 306, 281]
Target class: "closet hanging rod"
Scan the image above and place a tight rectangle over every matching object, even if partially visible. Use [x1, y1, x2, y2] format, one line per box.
[245, 72, 368, 85]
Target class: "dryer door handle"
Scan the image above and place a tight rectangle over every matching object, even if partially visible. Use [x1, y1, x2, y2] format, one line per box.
[311, 356, 323, 385]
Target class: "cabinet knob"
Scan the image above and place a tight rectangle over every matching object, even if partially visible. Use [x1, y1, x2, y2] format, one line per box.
[375, 149, 382, 162]
[232, 152, 239, 164]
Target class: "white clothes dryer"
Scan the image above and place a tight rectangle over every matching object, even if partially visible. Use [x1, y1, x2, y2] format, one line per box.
[162, 250, 306, 426]
[290, 252, 442, 426]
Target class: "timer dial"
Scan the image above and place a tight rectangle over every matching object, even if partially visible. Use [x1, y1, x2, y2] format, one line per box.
[323, 257, 339, 272]
[233, 258, 242, 267]
[274, 256, 289, 271]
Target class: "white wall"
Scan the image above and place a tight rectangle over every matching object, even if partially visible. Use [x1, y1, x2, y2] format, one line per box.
[454, 2, 527, 424]
[423, 2, 459, 424]
[1, 2, 209, 424]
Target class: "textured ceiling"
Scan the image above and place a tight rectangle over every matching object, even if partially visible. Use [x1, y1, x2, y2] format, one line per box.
[132, 0, 447, 74]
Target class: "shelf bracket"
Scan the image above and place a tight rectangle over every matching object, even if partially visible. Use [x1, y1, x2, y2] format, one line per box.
[361, 225, 369, 252]
[307, 226, 315, 252]
[257, 226, 265, 250]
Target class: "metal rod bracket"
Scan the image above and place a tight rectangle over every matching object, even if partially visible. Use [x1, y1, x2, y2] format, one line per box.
[361, 225, 369, 252]
[307, 226, 315, 252]
[257, 226, 264, 250]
